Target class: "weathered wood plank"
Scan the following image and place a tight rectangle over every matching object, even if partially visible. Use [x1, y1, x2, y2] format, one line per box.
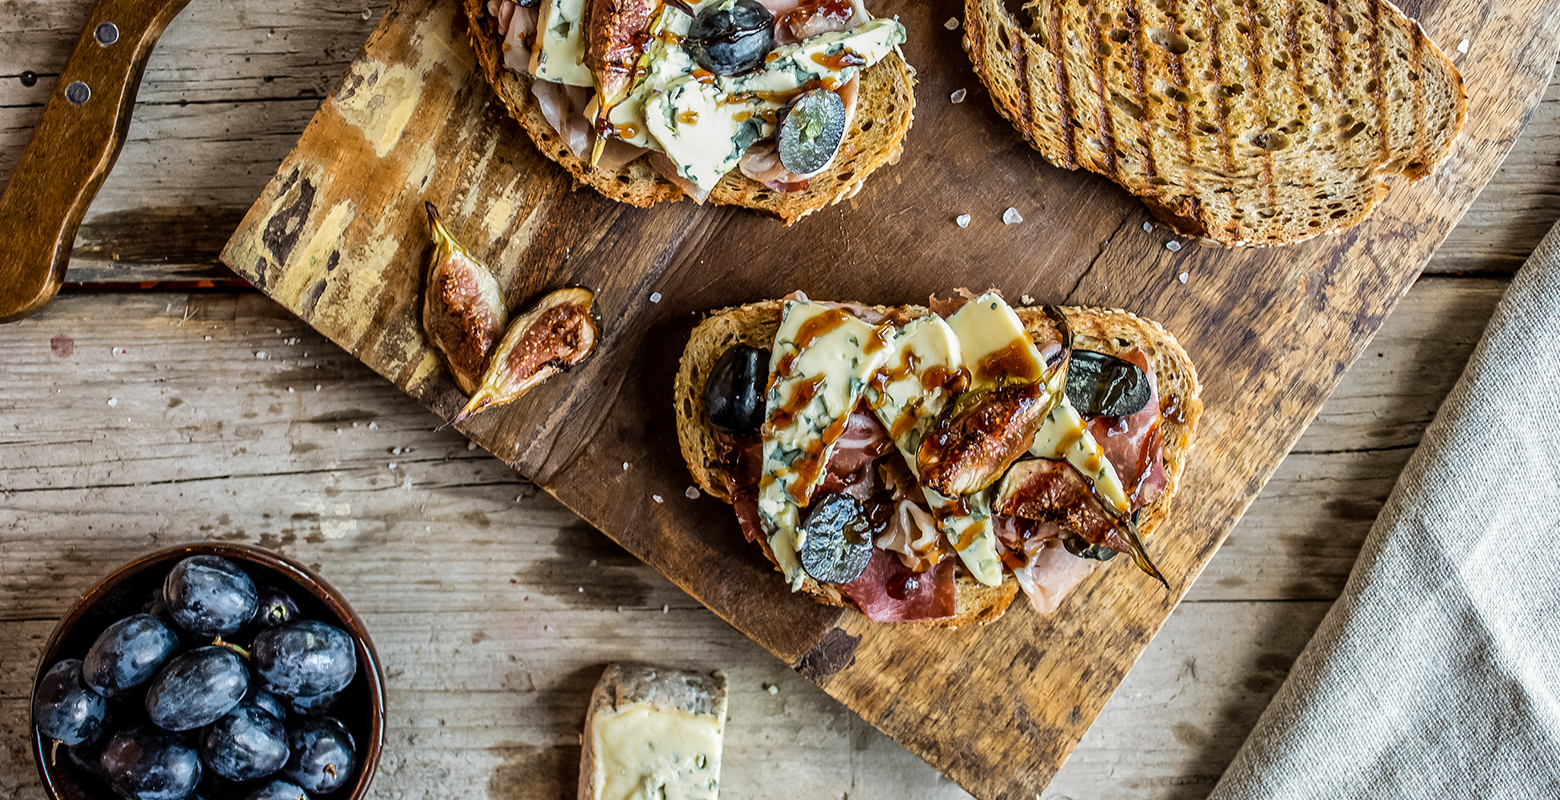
[0, 270, 1504, 796]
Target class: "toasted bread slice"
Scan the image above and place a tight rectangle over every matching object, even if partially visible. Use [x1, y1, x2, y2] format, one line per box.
[461, 0, 917, 225]
[674, 298, 1204, 626]
[963, 0, 1466, 246]
[578, 662, 727, 800]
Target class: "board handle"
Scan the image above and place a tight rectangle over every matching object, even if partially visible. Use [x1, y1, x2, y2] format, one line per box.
[0, 0, 192, 322]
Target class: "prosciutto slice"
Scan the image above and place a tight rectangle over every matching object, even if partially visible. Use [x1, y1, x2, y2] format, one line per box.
[1088, 348, 1167, 508]
[840, 549, 956, 622]
[498, 1, 538, 75]
[1011, 531, 1097, 614]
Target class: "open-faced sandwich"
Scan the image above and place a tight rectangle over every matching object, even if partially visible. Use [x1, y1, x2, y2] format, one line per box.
[462, 0, 917, 224]
[676, 292, 1203, 626]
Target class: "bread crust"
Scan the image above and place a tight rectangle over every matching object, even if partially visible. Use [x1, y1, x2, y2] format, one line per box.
[962, 0, 1467, 246]
[462, 0, 918, 225]
[673, 298, 1204, 627]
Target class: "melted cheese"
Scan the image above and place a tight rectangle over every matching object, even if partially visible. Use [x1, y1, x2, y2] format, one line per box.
[943, 293, 1043, 389]
[531, 0, 592, 86]
[592, 704, 723, 800]
[759, 301, 891, 589]
[865, 316, 1003, 586]
[1029, 397, 1129, 513]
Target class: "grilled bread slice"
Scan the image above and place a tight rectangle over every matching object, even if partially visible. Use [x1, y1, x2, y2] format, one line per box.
[673, 299, 1204, 626]
[964, 0, 1466, 246]
[461, 0, 917, 226]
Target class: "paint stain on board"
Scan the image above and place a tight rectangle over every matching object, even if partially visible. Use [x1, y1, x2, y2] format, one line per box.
[514, 522, 651, 608]
[487, 741, 578, 800]
[50, 335, 74, 358]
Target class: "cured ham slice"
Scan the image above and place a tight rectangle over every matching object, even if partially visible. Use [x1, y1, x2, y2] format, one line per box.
[1011, 531, 1097, 614]
[500, 1, 538, 74]
[840, 549, 955, 622]
[1088, 348, 1167, 508]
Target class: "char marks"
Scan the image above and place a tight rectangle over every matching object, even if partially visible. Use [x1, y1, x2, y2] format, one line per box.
[1047, 0, 1080, 168]
[1323, 0, 1345, 91]
[1201, 0, 1236, 179]
[1367, 0, 1390, 164]
[1165, 0, 1200, 229]
[1123, 0, 1160, 179]
[1240, 0, 1275, 206]
[1086, 0, 1120, 179]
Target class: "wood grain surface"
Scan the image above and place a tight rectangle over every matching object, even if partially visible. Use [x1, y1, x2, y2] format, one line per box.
[0, 277, 1503, 800]
[209, 0, 1560, 795]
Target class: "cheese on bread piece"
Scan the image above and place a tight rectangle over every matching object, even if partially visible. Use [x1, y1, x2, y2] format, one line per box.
[759, 300, 893, 589]
[579, 663, 727, 800]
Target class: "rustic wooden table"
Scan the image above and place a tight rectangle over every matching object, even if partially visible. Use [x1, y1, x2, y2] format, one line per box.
[2, 1, 1557, 798]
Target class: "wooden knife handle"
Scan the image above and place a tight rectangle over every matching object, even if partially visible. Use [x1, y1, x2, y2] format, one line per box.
[0, 0, 192, 322]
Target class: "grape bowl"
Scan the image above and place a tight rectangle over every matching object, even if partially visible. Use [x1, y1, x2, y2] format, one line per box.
[30, 543, 385, 800]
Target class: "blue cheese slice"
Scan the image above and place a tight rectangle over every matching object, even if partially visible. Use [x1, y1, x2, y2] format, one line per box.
[1029, 397, 1130, 514]
[531, 0, 593, 86]
[759, 301, 892, 589]
[583, 663, 726, 800]
[865, 315, 1003, 586]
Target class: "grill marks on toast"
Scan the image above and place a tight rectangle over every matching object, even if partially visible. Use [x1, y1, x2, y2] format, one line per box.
[964, 0, 1464, 245]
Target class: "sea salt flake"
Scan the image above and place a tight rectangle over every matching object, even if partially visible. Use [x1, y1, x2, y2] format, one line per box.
[107, 397, 118, 407]
[1178, 272, 1189, 284]
[767, 684, 780, 695]
[950, 88, 968, 104]
[1166, 240, 1183, 252]
[369, 422, 378, 429]
[685, 486, 701, 499]
[1003, 207, 1023, 225]
[256, 351, 267, 359]
[650, 292, 662, 303]
[288, 387, 294, 393]
[1457, 38, 1469, 54]
[945, 16, 959, 29]
[956, 214, 971, 228]
[662, 604, 669, 613]
[653, 494, 664, 503]
[469, 441, 479, 450]
[1021, 294, 1036, 305]
[623, 461, 630, 470]
[1142, 221, 1154, 232]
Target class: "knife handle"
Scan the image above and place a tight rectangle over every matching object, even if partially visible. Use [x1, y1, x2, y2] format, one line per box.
[0, 0, 192, 322]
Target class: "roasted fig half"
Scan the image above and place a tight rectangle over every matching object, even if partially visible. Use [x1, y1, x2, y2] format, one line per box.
[1066, 350, 1151, 418]
[917, 382, 1049, 497]
[994, 458, 1167, 588]
[798, 492, 875, 584]
[423, 202, 508, 395]
[703, 344, 769, 435]
[451, 288, 601, 423]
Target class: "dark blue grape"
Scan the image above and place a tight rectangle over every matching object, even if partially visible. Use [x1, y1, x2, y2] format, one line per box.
[144, 646, 248, 731]
[200, 704, 289, 781]
[252, 621, 356, 699]
[245, 686, 287, 722]
[100, 725, 202, 800]
[247, 779, 310, 800]
[34, 659, 107, 745]
[282, 717, 355, 794]
[84, 615, 180, 698]
[687, 0, 774, 75]
[703, 345, 769, 435]
[253, 587, 299, 628]
[164, 556, 257, 637]
[285, 690, 339, 718]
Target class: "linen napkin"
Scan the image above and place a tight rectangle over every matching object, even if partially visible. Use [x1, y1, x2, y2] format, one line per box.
[1207, 223, 1560, 800]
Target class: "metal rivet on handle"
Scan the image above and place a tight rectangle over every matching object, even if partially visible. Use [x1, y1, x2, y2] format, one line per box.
[66, 81, 91, 105]
[95, 22, 120, 46]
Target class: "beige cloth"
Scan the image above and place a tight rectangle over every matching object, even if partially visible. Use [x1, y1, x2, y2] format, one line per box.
[1209, 224, 1560, 800]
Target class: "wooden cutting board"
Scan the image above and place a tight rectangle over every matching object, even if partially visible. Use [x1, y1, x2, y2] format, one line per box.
[220, 0, 1560, 793]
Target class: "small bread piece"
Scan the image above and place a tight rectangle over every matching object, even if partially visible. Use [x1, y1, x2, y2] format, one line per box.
[461, 0, 918, 225]
[963, 0, 1466, 246]
[579, 663, 728, 800]
[673, 299, 1203, 626]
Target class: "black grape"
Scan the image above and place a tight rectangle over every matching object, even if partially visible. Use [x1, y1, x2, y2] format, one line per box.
[144, 646, 248, 731]
[163, 556, 257, 637]
[84, 614, 179, 697]
[252, 621, 356, 699]
[282, 716, 355, 794]
[33, 659, 106, 745]
[100, 725, 202, 800]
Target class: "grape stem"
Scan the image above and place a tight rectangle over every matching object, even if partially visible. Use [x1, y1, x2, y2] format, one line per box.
[212, 635, 251, 659]
[49, 739, 60, 766]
